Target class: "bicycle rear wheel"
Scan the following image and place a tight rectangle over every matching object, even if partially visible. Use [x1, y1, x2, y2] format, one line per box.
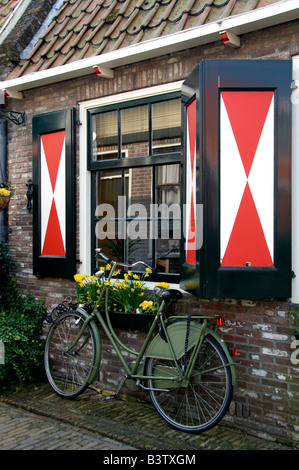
[44, 310, 100, 398]
[145, 334, 233, 433]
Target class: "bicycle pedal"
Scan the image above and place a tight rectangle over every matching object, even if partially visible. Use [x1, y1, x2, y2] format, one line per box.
[103, 394, 118, 401]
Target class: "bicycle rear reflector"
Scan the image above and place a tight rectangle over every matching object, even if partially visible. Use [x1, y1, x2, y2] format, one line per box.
[216, 317, 225, 326]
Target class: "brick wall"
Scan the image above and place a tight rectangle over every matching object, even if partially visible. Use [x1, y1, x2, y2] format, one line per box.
[4, 19, 299, 444]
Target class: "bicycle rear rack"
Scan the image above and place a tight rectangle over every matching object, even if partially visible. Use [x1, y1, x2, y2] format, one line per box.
[45, 296, 75, 324]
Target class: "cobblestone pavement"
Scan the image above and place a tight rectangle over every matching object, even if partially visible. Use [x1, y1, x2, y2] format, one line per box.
[0, 381, 297, 451]
[0, 401, 136, 450]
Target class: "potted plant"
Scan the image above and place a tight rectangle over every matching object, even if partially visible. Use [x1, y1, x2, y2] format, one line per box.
[0, 182, 12, 212]
[73, 267, 168, 331]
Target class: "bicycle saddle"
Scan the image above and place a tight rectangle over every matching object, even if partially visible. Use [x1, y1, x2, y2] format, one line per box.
[160, 289, 183, 300]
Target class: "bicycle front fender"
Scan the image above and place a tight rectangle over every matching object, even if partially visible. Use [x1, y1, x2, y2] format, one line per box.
[145, 322, 237, 386]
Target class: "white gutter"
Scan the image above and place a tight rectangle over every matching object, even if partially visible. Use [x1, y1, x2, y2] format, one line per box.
[1, 0, 299, 95]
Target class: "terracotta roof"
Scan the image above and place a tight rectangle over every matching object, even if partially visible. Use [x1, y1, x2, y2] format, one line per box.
[8, 0, 283, 79]
[0, 0, 21, 30]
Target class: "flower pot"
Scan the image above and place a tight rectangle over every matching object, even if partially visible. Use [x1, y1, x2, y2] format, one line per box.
[0, 195, 10, 212]
[108, 311, 156, 331]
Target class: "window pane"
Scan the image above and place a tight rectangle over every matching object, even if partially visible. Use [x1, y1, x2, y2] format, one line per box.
[127, 221, 151, 270]
[129, 167, 152, 209]
[95, 169, 128, 211]
[121, 105, 149, 157]
[92, 110, 118, 160]
[152, 99, 181, 155]
[155, 164, 181, 273]
[95, 169, 129, 256]
[127, 169, 152, 266]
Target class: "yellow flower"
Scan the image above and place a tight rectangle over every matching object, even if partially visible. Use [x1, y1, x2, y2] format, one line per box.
[155, 282, 169, 290]
[74, 274, 87, 283]
[112, 270, 120, 277]
[133, 274, 139, 280]
[139, 300, 153, 311]
[146, 267, 152, 274]
[0, 188, 10, 196]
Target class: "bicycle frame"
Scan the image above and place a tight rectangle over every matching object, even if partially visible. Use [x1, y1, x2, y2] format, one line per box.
[69, 258, 237, 391]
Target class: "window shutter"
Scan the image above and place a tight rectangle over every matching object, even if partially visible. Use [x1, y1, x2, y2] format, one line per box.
[32, 108, 76, 279]
[181, 60, 292, 298]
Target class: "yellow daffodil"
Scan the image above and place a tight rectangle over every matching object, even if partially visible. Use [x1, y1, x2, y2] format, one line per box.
[139, 300, 153, 311]
[0, 188, 10, 196]
[155, 282, 170, 290]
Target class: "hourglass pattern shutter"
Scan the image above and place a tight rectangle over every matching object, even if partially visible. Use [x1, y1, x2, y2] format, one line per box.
[32, 108, 76, 279]
[220, 90, 275, 268]
[181, 60, 292, 299]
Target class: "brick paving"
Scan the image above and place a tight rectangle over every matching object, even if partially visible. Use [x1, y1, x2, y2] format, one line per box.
[0, 401, 136, 450]
[0, 381, 297, 451]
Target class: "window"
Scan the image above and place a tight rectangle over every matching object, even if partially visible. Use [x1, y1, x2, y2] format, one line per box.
[88, 94, 181, 280]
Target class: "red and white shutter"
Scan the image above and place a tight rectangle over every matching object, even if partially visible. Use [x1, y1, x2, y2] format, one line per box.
[181, 60, 292, 299]
[220, 91, 274, 268]
[40, 131, 66, 257]
[185, 99, 197, 266]
[33, 108, 75, 279]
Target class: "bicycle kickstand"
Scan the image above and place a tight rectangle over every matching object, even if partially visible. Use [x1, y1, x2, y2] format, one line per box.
[103, 375, 126, 401]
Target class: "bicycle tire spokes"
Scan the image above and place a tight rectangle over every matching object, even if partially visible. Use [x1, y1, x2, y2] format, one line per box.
[44, 312, 98, 398]
[146, 335, 233, 433]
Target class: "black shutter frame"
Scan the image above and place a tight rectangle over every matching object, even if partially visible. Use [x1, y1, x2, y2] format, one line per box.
[32, 108, 76, 279]
[181, 60, 292, 299]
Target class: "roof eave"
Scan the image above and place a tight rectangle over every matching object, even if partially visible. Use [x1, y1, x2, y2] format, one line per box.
[1, 0, 299, 95]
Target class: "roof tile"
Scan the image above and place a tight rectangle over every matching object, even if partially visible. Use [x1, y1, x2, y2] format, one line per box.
[8, 0, 283, 79]
[0, 0, 20, 30]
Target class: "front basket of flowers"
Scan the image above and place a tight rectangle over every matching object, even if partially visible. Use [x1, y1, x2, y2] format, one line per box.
[0, 183, 12, 212]
[74, 265, 170, 331]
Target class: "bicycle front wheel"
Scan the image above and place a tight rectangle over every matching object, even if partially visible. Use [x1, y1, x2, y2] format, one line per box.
[146, 334, 233, 433]
[44, 310, 100, 398]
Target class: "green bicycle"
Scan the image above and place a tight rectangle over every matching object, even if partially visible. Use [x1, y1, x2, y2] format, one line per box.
[44, 249, 237, 433]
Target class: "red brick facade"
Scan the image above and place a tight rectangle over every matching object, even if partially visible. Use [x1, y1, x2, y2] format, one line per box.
[5, 20, 299, 444]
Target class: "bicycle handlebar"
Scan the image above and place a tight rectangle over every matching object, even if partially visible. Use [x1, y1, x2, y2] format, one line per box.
[95, 248, 155, 273]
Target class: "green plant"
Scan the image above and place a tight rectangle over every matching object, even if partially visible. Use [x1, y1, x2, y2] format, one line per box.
[102, 237, 141, 262]
[74, 266, 114, 311]
[74, 266, 166, 314]
[0, 242, 15, 285]
[0, 248, 46, 387]
[109, 269, 151, 313]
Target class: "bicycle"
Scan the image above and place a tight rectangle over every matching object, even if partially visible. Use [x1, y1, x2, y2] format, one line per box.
[44, 249, 237, 433]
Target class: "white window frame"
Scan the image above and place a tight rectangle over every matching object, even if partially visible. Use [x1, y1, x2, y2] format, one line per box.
[78, 81, 183, 284]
